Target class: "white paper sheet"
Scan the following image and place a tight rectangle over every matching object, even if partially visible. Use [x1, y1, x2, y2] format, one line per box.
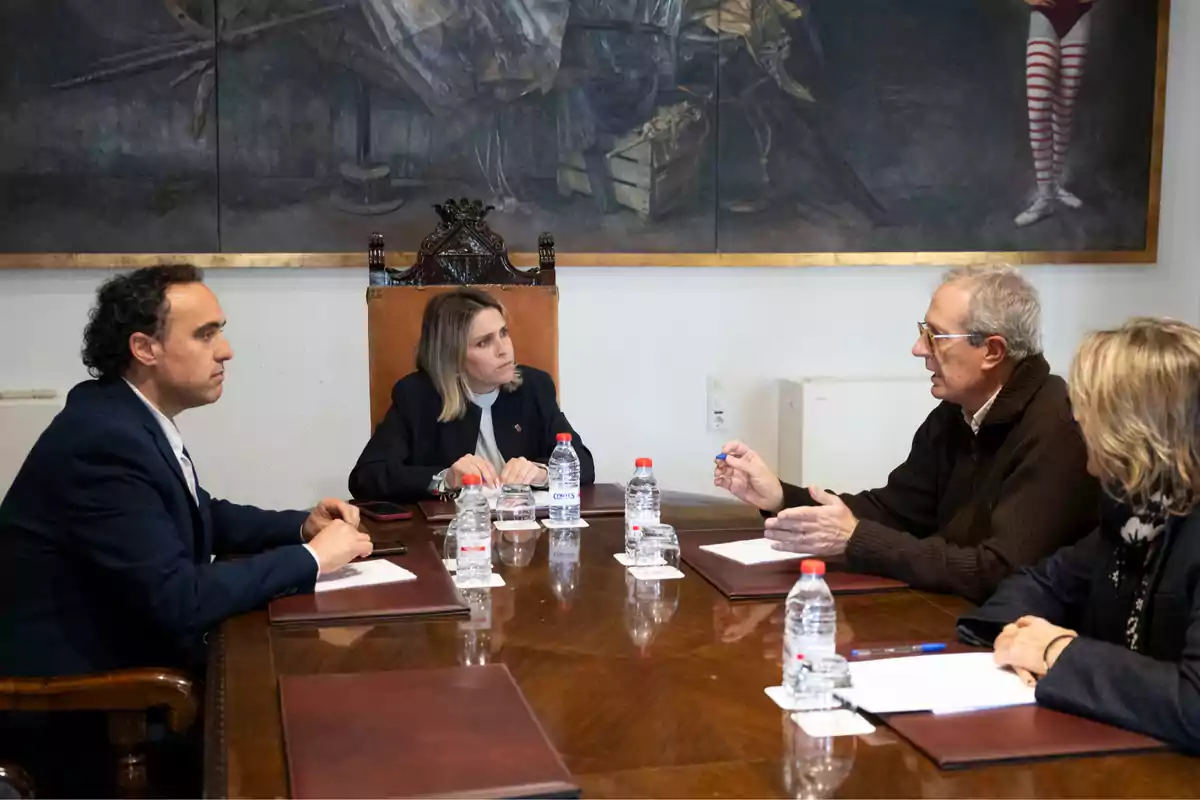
[612, 553, 667, 567]
[764, 686, 834, 712]
[793, 709, 877, 737]
[835, 652, 1036, 715]
[699, 537, 810, 565]
[494, 520, 542, 531]
[542, 518, 589, 529]
[315, 559, 417, 594]
[628, 565, 684, 581]
[454, 572, 506, 589]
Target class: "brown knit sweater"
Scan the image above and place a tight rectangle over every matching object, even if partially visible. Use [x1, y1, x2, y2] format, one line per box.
[778, 354, 1100, 604]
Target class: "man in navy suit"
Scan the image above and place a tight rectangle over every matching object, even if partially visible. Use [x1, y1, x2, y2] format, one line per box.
[0, 265, 374, 678]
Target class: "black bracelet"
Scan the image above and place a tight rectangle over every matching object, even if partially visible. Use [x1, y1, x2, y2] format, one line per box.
[1042, 633, 1077, 668]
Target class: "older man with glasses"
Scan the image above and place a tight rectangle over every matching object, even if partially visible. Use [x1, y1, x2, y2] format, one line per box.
[715, 266, 1100, 603]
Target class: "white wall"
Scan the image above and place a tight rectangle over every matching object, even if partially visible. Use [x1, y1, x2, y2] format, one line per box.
[2, 3, 1198, 510]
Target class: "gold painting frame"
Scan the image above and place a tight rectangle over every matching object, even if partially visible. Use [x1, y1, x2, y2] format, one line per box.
[0, 0, 1169, 271]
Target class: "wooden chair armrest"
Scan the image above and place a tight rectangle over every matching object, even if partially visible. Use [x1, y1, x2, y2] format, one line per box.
[0, 762, 34, 799]
[0, 669, 198, 733]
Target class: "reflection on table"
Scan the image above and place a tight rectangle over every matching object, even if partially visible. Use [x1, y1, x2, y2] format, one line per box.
[208, 493, 1200, 799]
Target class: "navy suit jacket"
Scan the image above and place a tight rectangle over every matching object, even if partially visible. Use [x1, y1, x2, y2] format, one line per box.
[0, 379, 317, 677]
[959, 509, 1200, 753]
[349, 366, 595, 503]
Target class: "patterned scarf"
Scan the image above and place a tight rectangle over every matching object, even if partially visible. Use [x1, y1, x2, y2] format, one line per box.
[1107, 493, 1169, 652]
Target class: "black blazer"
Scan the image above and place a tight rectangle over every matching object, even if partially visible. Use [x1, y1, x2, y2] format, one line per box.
[0, 380, 317, 677]
[349, 366, 595, 503]
[958, 508, 1200, 752]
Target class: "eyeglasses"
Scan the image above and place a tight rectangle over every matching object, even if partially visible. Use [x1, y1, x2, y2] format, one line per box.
[918, 321, 983, 350]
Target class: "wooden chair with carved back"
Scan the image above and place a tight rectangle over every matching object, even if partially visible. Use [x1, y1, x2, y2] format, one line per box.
[366, 198, 560, 430]
[0, 669, 199, 797]
[0, 763, 33, 800]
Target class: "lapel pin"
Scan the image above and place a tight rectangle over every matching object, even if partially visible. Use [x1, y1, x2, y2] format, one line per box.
[514, 423, 522, 433]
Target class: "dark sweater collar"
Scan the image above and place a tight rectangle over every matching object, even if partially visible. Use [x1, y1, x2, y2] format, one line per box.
[979, 354, 1051, 427]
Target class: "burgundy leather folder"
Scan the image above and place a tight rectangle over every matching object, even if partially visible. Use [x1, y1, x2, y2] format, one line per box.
[279, 665, 579, 798]
[268, 541, 468, 626]
[679, 529, 907, 599]
[885, 705, 1166, 768]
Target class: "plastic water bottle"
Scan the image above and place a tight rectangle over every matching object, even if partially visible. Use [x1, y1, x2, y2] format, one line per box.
[783, 560, 837, 701]
[457, 587, 493, 666]
[455, 474, 493, 587]
[367, 232, 389, 285]
[624, 457, 661, 559]
[548, 529, 581, 608]
[548, 433, 581, 523]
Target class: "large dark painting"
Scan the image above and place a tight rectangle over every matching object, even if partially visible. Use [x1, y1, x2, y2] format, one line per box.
[0, 0, 1168, 264]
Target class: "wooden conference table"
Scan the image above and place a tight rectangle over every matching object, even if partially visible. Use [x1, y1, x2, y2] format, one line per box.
[204, 489, 1200, 798]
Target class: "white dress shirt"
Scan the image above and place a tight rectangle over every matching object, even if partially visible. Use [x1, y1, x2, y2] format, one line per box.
[125, 380, 320, 573]
[430, 386, 548, 492]
[467, 386, 506, 475]
[964, 387, 1002, 435]
[125, 380, 198, 503]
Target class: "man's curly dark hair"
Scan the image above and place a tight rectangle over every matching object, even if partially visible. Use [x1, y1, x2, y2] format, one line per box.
[82, 264, 204, 381]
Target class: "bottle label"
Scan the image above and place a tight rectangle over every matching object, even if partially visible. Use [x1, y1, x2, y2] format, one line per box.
[549, 534, 581, 562]
[550, 490, 579, 507]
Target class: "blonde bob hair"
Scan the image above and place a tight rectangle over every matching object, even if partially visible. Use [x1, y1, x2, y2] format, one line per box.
[416, 287, 522, 422]
[1069, 317, 1200, 516]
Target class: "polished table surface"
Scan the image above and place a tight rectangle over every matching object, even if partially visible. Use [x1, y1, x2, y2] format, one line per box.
[206, 493, 1200, 798]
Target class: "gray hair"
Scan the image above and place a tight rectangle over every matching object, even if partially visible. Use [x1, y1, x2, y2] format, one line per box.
[940, 266, 1042, 361]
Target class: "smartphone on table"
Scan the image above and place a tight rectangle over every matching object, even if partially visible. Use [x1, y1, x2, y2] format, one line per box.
[351, 500, 414, 522]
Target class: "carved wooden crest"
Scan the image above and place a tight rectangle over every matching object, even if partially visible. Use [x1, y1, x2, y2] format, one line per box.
[386, 198, 555, 286]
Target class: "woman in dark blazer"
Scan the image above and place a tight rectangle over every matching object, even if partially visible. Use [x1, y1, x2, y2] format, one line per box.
[349, 287, 595, 503]
[959, 317, 1200, 753]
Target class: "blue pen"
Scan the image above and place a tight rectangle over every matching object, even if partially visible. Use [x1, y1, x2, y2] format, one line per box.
[715, 453, 728, 461]
[850, 643, 946, 658]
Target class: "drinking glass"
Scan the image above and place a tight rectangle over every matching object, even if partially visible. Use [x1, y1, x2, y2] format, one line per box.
[634, 523, 679, 569]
